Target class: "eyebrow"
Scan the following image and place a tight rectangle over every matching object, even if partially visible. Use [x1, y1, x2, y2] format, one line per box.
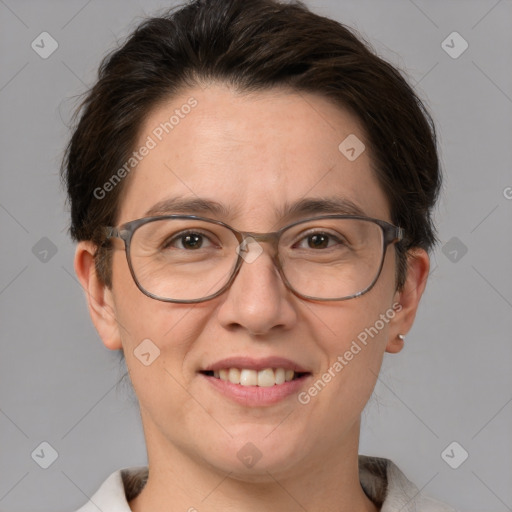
[143, 195, 367, 222]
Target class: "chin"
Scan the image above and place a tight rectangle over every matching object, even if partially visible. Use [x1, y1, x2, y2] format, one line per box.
[199, 432, 308, 480]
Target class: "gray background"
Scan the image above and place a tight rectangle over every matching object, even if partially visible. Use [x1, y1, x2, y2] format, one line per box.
[1, 0, 511, 511]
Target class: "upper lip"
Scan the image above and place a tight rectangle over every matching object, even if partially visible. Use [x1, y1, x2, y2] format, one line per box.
[201, 356, 311, 373]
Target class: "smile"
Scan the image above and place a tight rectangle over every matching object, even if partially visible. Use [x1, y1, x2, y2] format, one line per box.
[201, 368, 307, 386]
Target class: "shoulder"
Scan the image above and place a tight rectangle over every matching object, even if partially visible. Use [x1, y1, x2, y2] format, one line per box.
[359, 455, 458, 512]
[72, 466, 148, 512]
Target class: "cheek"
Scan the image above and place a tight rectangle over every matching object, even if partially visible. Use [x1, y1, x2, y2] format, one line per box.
[309, 298, 390, 376]
[112, 249, 192, 338]
[295, 306, 386, 436]
[112, 289, 212, 434]
[110, 251, 207, 382]
[303, 255, 398, 403]
[311, 253, 396, 349]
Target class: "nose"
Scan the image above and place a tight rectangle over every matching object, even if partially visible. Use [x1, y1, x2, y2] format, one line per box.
[215, 243, 298, 336]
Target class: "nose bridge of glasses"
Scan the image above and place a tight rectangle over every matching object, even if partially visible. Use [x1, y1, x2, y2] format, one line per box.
[240, 230, 280, 244]
[237, 230, 281, 258]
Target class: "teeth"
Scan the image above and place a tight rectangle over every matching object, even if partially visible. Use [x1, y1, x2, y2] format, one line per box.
[228, 368, 241, 384]
[213, 368, 300, 386]
[257, 368, 275, 387]
[239, 369, 257, 386]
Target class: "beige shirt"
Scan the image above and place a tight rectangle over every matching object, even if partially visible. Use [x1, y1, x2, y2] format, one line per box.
[74, 455, 456, 511]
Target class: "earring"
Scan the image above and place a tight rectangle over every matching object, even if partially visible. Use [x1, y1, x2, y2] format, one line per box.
[397, 334, 405, 341]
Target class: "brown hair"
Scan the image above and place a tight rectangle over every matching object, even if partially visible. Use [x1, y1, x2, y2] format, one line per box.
[61, 0, 441, 290]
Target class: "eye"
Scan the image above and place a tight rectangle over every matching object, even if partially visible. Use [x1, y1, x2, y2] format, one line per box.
[295, 231, 344, 250]
[163, 230, 216, 250]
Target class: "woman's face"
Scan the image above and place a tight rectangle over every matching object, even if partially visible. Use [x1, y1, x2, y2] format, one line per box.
[78, 83, 427, 480]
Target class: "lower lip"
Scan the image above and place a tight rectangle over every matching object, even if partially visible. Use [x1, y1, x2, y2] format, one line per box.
[200, 373, 311, 407]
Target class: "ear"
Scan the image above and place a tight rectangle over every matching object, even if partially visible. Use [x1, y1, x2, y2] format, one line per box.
[386, 248, 430, 354]
[74, 241, 122, 350]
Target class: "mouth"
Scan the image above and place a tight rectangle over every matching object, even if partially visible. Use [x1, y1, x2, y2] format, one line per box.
[200, 368, 310, 387]
[198, 357, 312, 406]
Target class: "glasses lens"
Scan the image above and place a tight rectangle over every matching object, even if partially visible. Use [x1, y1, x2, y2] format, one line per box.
[279, 218, 384, 300]
[130, 218, 239, 301]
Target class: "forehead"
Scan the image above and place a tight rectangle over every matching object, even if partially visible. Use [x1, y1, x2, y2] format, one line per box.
[117, 83, 390, 228]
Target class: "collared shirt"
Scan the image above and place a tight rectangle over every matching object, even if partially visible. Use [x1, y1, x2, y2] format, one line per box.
[73, 455, 456, 512]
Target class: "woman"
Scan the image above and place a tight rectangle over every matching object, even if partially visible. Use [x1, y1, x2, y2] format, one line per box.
[63, 0, 455, 510]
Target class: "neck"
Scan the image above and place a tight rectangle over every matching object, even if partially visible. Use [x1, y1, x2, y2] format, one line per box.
[129, 415, 378, 512]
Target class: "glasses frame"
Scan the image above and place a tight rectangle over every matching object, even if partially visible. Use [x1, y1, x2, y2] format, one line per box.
[103, 214, 404, 304]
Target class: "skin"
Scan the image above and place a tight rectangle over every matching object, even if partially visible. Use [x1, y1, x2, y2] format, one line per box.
[75, 83, 429, 512]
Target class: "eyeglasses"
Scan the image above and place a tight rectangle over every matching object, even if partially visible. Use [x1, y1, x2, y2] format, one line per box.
[102, 214, 404, 303]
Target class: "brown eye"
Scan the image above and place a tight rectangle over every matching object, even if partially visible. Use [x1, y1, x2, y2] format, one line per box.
[179, 233, 203, 249]
[294, 231, 343, 250]
[163, 231, 214, 250]
[307, 233, 330, 249]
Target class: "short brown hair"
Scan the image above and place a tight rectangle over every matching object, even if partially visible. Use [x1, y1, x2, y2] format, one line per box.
[61, 0, 441, 290]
